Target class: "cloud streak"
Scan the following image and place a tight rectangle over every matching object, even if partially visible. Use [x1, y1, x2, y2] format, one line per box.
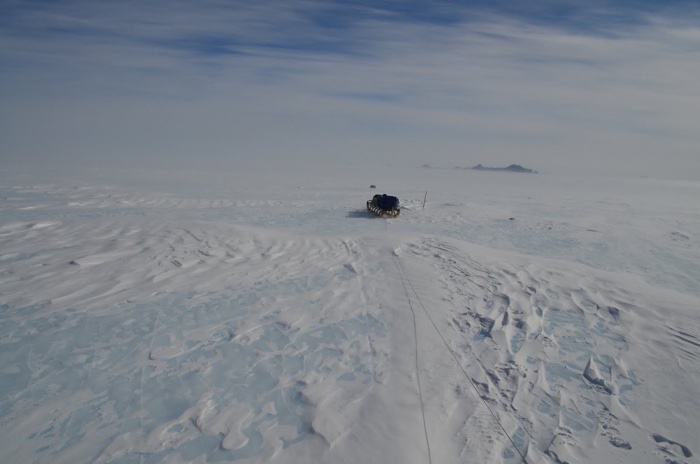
[1, 0, 699, 178]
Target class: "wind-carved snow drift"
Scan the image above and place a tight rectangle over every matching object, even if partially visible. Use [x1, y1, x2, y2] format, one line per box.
[0, 170, 699, 464]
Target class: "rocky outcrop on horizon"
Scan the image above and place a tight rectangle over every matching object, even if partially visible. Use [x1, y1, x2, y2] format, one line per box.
[470, 164, 537, 173]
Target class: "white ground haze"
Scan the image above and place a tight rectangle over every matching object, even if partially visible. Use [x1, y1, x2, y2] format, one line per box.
[1, 163, 698, 463]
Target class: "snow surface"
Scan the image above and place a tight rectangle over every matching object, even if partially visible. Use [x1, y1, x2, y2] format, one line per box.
[1, 164, 699, 464]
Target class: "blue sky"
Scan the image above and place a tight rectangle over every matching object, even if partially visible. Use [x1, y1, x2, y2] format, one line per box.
[1, 0, 699, 178]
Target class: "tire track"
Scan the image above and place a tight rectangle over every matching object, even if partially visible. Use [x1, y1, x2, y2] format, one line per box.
[394, 253, 529, 464]
[393, 257, 433, 464]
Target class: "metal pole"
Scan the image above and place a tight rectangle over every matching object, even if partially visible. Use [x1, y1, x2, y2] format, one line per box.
[422, 191, 427, 211]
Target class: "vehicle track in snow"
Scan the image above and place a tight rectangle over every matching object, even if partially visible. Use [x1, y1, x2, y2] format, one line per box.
[394, 250, 532, 464]
[394, 256, 433, 464]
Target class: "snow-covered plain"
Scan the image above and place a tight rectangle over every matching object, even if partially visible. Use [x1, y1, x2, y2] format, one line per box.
[1, 163, 699, 464]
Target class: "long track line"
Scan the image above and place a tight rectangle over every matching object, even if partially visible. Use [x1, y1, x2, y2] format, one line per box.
[393, 258, 433, 464]
[393, 254, 529, 464]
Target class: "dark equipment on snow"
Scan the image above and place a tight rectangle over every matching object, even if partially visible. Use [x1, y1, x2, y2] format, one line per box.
[367, 194, 400, 217]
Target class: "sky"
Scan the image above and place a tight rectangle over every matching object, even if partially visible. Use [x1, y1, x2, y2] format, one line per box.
[1, 0, 699, 179]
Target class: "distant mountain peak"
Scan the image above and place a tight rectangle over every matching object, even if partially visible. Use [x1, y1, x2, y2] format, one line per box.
[471, 164, 537, 173]
[421, 163, 538, 173]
